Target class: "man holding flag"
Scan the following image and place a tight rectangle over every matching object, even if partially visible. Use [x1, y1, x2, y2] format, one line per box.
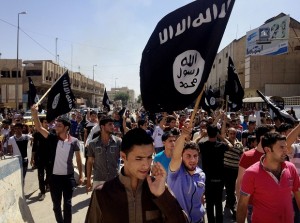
[31, 71, 83, 223]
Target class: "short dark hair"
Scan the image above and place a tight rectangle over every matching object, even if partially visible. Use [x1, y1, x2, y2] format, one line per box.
[207, 124, 219, 138]
[39, 117, 47, 123]
[278, 123, 293, 133]
[90, 110, 97, 116]
[99, 116, 114, 126]
[170, 127, 180, 136]
[261, 132, 286, 153]
[183, 141, 200, 154]
[161, 132, 174, 142]
[121, 128, 153, 154]
[56, 117, 71, 128]
[138, 119, 146, 128]
[14, 123, 23, 128]
[166, 115, 176, 123]
[255, 124, 275, 143]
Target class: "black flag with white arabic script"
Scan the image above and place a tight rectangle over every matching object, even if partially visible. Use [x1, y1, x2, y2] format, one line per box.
[102, 88, 111, 112]
[224, 56, 244, 111]
[28, 77, 39, 108]
[140, 0, 235, 113]
[46, 71, 76, 122]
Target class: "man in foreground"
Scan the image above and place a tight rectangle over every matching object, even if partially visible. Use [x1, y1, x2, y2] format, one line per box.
[237, 132, 300, 223]
[85, 128, 187, 223]
[31, 104, 84, 223]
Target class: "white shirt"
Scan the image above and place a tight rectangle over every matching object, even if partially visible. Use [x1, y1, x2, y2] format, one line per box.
[152, 126, 164, 148]
[85, 124, 100, 147]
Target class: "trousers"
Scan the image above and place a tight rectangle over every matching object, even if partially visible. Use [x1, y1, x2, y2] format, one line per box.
[49, 174, 76, 223]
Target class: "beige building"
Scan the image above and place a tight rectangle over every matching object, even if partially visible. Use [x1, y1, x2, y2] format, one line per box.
[207, 13, 300, 99]
[107, 87, 135, 108]
[0, 59, 105, 109]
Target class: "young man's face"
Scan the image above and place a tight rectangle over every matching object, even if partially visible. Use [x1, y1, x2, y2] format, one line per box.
[169, 120, 176, 128]
[163, 136, 176, 152]
[101, 122, 114, 135]
[228, 129, 237, 141]
[267, 140, 288, 163]
[121, 144, 154, 180]
[41, 120, 48, 129]
[55, 122, 69, 134]
[182, 148, 199, 172]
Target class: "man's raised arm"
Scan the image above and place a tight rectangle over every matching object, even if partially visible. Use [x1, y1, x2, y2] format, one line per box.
[169, 126, 192, 172]
[31, 104, 49, 138]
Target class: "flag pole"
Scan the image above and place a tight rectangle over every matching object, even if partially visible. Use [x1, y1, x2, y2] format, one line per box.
[35, 71, 68, 106]
[189, 84, 206, 128]
[225, 95, 228, 113]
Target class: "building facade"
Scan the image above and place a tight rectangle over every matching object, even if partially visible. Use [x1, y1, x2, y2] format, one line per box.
[206, 13, 300, 99]
[0, 59, 105, 110]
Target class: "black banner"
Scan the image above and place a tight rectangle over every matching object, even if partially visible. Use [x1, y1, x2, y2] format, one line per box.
[46, 71, 75, 122]
[225, 56, 244, 111]
[140, 0, 235, 112]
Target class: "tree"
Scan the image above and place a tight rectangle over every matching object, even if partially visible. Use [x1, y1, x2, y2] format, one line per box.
[114, 92, 129, 106]
[137, 94, 142, 104]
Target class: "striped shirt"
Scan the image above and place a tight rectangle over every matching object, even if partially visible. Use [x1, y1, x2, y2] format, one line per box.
[224, 139, 244, 169]
[290, 143, 300, 175]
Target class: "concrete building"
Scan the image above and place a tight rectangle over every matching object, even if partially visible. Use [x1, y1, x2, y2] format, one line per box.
[207, 13, 300, 99]
[0, 59, 105, 109]
[108, 87, 135, 102]
[107, 87, 136, 109]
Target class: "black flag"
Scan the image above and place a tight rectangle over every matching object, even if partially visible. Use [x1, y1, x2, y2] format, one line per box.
[28, 77, 38, 108]
[224, 57, 244, 111]
[140, 0, 235, 113]
[200, 88, 219, 112]
[46, 71, 75, 122]
[257, 90, 296, 125]
[102, 88, 111, 112]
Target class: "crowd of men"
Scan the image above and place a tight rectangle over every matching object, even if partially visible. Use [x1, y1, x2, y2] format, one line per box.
[0, 105, 300, 223]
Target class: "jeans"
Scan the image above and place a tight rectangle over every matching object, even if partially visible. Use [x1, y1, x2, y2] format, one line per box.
[49, 174, 76, 223]
[22, 158, 28, 180]
[224, 167, 238, 209]
[205, 179, 224, 223]
[247, 205, 253, 223]
[37, 162, 51, 194]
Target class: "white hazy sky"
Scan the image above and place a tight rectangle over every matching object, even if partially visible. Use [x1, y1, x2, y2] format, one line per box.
[0, 0, 299, 98]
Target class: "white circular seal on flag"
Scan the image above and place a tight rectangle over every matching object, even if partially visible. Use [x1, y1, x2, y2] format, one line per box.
[210, 97, 216, 106]
[173, 50, 205, 95]
[52, 93, 60, 109]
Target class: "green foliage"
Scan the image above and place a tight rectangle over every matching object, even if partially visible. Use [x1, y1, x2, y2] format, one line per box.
[114, 92, 129, 106]
[137, 95, 142, 104]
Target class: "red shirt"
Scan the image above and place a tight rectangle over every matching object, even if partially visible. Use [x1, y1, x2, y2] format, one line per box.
[239, 148, 264, 169]
[241, 158, 300, 223]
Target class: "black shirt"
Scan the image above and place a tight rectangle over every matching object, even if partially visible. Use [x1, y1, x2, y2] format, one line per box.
[199, 140, 228, 180]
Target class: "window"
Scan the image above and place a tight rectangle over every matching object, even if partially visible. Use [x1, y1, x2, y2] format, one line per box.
[26, 70, 42, 76]
[218, 58, 221, 64]
[1, 70, 10, 78]
[12, 71, 21, 78]
[226, 52, 228, 58]
[213, 64, 215, 69]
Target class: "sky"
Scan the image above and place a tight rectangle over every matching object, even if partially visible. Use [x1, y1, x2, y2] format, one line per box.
[0, 0, 299, 98]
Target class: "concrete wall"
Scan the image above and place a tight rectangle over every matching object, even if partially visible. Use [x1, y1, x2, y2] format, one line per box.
[0, 157, 34, 223]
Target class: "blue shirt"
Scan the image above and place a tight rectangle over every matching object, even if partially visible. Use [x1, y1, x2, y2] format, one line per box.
[167, 164, 206, 223]
[154, 151, 171, 172]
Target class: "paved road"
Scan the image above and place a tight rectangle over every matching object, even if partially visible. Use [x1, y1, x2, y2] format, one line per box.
[24, 146, 237, 223]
